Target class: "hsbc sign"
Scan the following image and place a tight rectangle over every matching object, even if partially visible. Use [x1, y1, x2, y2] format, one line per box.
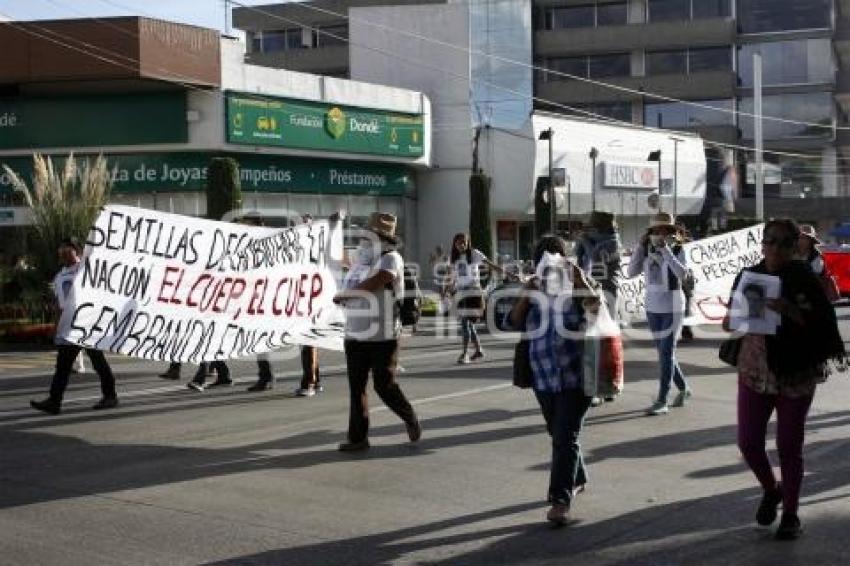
[603, 162, 658, 189]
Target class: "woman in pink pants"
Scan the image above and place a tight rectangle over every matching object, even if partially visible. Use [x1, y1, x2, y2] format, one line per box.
[725, 219, 845, 540]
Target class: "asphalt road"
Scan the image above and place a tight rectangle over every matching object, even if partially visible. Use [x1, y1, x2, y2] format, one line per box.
[1, 315, 849, 565]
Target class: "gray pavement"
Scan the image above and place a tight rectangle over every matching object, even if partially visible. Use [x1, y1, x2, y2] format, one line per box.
[1, 314, 849, 565]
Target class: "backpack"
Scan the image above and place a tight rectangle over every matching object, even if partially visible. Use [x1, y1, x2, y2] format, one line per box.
[398, 265, 422, 326]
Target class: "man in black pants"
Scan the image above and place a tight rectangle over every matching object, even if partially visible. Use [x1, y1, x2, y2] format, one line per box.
[333, 213, 420, 451]
[31, 238, 118, 415]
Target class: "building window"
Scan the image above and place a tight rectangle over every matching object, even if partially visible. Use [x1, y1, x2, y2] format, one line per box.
[738, 39, 835, 87]
[317, 25, 348, 47]
[546, 57, 589, 80]
[258, 28, 311, 52]
[545, 2, 627, 30]
[646, 50, 687, 75]
[648, 0, 730, 22]
[739, 93, 835, 140]
[689, 47, 732, 73]
[737, 0, 832, 34]
[588, 53, 631, 78]
[648, 0, 690, 22]
[693, 0, 731, 19]
[571, 102, 633, 122]
[596, 2, 629, 26]
[645, 99, 734, 128]
[551, 5, 595, 29]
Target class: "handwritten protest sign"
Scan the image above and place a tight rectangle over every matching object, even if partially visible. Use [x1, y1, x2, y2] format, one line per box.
[619, 224, 764, 324]
[57, 205, 345, 361]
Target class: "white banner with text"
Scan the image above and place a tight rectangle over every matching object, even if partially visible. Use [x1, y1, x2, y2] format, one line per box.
[618, 224, 764, 324]
[57, 205, 345, 361]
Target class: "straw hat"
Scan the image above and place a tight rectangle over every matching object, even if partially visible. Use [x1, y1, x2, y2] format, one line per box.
[800, 224, 822, 244]
[366, 212, 399, 243]
[649, 212, 677, 231]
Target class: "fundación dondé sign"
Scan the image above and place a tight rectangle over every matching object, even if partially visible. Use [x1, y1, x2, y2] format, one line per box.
[225, 91, 425, 158]
[602, 162, 659, 190]
[0, 153, 412, 196]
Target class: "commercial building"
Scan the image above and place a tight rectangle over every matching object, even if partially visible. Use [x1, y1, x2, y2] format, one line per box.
[235, 0, 850, 252]
[0, 17, 431, 252]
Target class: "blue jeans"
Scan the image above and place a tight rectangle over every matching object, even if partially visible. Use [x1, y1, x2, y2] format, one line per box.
[460, 317, 480, 352]
[535, 388, 592, 506]
[646, 311, 688, 404]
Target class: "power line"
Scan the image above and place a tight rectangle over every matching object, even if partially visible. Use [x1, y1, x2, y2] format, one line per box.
[261, 0, 845, 133]
[3, 4, 848, 168]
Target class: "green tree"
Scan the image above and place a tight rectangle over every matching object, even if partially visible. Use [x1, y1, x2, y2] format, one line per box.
[2, 153, 113, 295]
[206, 157, 242, 221]
[469, 172, 493, 260]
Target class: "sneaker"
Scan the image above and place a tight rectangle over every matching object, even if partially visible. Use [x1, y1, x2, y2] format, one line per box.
[457, 354, 471, 365]
[295, 387, 317, 397]
[92, 397, 119, 411]
[338, 439, 370, 452]
[573, 483, 587, 498]
[645, 401, 669, 416]
[30, 398, 61, 415]
[590, 396, 603, 407]
[775, 513, 802, 540]
[206, 379, 234, 388]
[470, 350, 485, 362]
[247, 380, 273, 392]
[158, 368, 180, 380]
[187, 382, 205, 392]
[406, 420, 422, 443]
[546, 504, 569, 526]
[757, 485, 783, 526]
[670, 389, 693, 408]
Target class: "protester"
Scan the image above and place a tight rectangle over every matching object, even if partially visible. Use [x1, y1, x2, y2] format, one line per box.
[796, 224, 825, 276]
[187, 361, 232, 391]
[333, 212, 421, 452]
[575, 211, 623, 319]
[728, 218, 845, 540]
[30, 238, 118, 415]
[449, 233, 502, 364]
[627, 212, 692, 416]
[509, 235, 598, 526]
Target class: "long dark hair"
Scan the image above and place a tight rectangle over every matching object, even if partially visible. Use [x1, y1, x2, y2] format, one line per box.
[532, 234, 569, 266]
[450, 233, 472, 263]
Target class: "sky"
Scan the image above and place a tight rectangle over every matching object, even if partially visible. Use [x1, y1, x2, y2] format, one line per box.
[0, 0, 277, 32]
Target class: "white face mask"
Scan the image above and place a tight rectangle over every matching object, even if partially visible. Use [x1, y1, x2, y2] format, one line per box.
[357, 240, 377, 265]
[535, 252, 570, 296]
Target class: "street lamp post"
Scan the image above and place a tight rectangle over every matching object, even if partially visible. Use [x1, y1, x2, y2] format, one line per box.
[648, 150, 662, 212]
[589, 147, 599, 213]
[669, 137, 683, 217]
[538, 128, 555, 234]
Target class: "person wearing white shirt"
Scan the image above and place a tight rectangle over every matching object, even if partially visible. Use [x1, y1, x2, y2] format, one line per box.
[627, 213, 692, 416]
[449, 233, 502, 364]
[333, 213, 421, 452]
[30, 237, 118, 415]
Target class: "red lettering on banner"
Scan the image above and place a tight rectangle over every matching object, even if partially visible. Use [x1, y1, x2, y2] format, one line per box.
[247, 278, 266, 315]
[308, 273, 323, 315]
[187, 274, 211, 307]
[157, 266, 182, 304]
[212, 277, 233, 313]
[272, 277, 289, 315]
[295, 273, 309, 316]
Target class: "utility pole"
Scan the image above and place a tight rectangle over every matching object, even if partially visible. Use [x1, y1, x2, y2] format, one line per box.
[754, 52, 765, 221]
[538, 128, 555, 234]
[670, 137, 683, 217]
[589, 147, 599, 212]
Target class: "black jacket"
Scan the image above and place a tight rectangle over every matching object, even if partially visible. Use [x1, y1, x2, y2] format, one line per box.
[731, 260, 845, 379]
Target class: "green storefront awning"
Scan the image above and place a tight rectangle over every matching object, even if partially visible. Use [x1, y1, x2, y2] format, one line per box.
[0, 152, 414, 196]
